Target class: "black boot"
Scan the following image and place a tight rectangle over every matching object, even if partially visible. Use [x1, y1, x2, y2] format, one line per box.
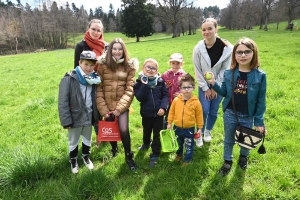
[111, 147, 118, 157]
[125, 152, 137, 171]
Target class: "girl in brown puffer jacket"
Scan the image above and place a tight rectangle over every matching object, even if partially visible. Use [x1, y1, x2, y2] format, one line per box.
[96, 38, 139, 171]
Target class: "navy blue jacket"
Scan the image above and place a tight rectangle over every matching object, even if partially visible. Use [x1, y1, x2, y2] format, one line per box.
[134, 77, 169, 118]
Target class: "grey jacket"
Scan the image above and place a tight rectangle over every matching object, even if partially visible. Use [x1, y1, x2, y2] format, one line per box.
[193, 39, 233, 92]
[58, 70, 100, 128]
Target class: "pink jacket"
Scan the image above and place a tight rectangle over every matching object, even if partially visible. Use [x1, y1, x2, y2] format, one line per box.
[161, 69, 186, 104]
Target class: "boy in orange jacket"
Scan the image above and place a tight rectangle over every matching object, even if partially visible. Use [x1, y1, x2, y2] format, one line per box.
[167, 73, 203, 166]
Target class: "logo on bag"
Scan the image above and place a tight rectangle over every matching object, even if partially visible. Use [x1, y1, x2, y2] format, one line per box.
[102, 127, 118, 136]
[102, 127, 112, 135]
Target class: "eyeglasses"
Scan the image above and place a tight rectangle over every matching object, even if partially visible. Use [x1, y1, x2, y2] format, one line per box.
[145, 66, 157, 72]
[235, 50, 253, 57]
[90, 28, 101, 33]
[180, 86, 194, 90]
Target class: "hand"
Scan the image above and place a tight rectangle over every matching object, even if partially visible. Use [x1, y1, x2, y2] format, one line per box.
[141, 76, 148, 84]
[167, 123, 172, 130]
[205, 72, 216, 85]
[112, 109, 120, 117]
[196, 129, 202, 135]
[255, 126, 267, 134]
[165, 80, 172, 88]
[211, 89, 218, 99]
[157, 108, 165, 116]
[204, 89, 212, 100]
[173, 92, 179, 98]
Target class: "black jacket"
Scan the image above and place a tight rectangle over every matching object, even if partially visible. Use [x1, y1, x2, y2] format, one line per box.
[134, 77, 169, 118]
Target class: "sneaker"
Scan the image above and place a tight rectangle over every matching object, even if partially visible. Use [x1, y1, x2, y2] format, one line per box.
[125, 152, 137, 171]
[175, 155, 183, 161]
[203, 130, 212, 142]
[196, 136, 203, 148]
[138, 143, 150, 150]
[70, 158, 79, 174]
[82, 155, 94, 170]
[219, 162, 232, 176]
[149, 154, 158, 167]
[238, 156, 248, 170]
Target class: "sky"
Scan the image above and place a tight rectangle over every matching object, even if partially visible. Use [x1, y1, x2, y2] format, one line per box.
[12, 0, 230, 13]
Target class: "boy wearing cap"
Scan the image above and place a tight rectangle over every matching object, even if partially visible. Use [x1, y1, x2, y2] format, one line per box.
[58, 50, 100, 174]
[161, 53, 186, 129]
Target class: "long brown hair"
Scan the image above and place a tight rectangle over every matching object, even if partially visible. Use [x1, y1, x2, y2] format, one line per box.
[230, 37, 260, 70]
[105, 38, 130, 71]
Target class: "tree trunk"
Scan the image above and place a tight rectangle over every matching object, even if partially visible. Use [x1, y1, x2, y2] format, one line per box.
[15, 37, 18, 54]
[136, 36, 140, 42]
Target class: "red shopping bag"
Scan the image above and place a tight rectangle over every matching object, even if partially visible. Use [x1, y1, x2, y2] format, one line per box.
[98, 118, 121, 141]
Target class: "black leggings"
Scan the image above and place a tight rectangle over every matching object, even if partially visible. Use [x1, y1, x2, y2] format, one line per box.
[109, 110, 131, 153]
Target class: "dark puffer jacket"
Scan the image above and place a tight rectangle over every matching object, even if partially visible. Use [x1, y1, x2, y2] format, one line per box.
[134, 77, 169, 118]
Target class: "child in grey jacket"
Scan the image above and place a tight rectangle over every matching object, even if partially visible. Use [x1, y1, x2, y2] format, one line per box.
[58, 51, 100, 174]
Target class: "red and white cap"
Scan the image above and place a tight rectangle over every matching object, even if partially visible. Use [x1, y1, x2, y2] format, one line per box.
[169, 53, 183, 62]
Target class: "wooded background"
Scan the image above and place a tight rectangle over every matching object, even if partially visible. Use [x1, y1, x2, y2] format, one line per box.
[1, 0, 299, 55]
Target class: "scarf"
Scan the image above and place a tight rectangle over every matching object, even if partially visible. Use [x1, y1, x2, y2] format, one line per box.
[75, 66, 101, 86]
[112, 56, 124, 64]
[138, 71, 159, 88]
[84, 31, 105, 57]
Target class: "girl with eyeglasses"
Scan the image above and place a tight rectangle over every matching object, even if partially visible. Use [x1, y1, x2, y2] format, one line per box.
[206, 37, 267, 176]
[193, 18, 234, 147]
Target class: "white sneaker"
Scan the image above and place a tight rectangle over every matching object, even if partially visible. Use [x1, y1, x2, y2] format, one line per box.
[82, 155, 94, 170]
[70, 158, 79, 174]
[196, 136, 203, 148]
[203, 130, 212, 142]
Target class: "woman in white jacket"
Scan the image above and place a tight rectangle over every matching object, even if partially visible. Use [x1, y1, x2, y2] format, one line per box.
[193, 18, 233, 146]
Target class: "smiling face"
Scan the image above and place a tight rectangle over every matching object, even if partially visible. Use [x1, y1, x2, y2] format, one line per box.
[235, 44, 254, 69]
[79, 60, 95, 75]
[112, 43, 124, 61]
[169, 61, 182, 73]
[142, 61, 158, 77]
[201, 21, 217, 41]
[88, 22, 102, 40]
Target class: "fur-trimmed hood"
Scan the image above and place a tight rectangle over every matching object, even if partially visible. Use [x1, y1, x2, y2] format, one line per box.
[97, 53, 139, 71]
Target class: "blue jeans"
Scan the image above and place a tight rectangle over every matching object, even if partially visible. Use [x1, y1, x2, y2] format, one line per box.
[198, 87, 222, 132]
[174, 125, 195, 162]
[223, 109, 253, 161]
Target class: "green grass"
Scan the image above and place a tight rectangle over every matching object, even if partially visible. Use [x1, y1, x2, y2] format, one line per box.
[1, 24, 300, 199]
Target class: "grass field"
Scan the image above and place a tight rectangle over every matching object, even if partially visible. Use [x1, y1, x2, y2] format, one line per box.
[0, 22, 300, 199]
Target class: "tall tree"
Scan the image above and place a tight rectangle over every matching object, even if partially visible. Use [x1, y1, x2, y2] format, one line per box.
[155, 0, 195, 38]
[121, 0, 154, 42]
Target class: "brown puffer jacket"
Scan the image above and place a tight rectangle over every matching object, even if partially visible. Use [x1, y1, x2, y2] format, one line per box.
[96, 55, 139, 116]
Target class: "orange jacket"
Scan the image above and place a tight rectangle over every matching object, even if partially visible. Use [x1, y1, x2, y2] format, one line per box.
[168, 94, 203, 129]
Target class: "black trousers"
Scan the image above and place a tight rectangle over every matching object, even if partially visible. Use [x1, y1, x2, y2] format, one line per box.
[142, 116, 163, 155]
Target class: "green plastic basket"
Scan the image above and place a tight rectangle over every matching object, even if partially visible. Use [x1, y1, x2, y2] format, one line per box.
[160, 129, 178, 152]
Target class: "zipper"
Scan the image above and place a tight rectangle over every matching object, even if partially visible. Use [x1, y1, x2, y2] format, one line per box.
[150, 89, 156, 117]
[182, 100, 186, 127]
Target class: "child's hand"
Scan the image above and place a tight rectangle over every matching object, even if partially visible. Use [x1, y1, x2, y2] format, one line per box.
[196, 129, 202, 135]
[204, 72, 215, 85]
[167, 123, 172, 130]
[141, 76, 148, 84]
[165, 80, 172, 88]
[157, 108, 165, 116]
[173, 92, 179, 98]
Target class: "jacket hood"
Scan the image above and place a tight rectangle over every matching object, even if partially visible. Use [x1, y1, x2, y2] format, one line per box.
[177, 94, 198, 101]
[97, 53, 139, 71]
